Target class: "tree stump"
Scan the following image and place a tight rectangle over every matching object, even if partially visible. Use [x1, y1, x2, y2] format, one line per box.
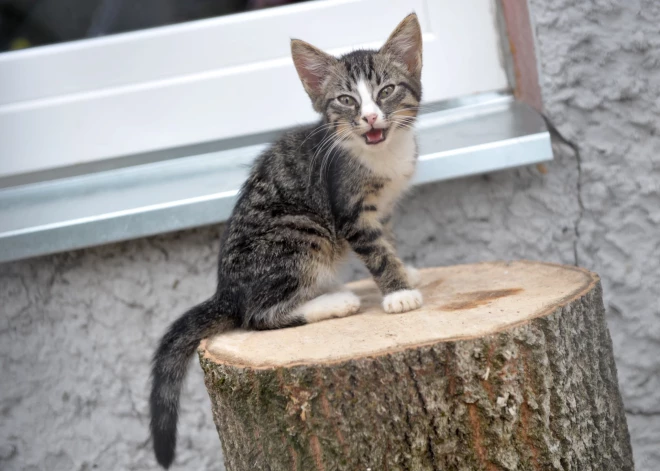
[198, 261, 634, 471]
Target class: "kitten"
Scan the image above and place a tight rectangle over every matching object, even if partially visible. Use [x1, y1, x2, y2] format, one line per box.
[150, 13, 423, 468]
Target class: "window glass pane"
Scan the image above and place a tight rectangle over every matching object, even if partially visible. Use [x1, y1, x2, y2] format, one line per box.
[0, 0, 315, 52]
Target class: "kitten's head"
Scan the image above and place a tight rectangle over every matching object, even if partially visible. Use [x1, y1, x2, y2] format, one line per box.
[291, 13, 423, 150]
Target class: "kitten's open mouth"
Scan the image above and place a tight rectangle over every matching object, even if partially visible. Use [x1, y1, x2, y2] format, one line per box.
[364, 128, 387, 145]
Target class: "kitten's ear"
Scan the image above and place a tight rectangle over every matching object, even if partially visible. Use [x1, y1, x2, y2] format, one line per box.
[380, 13, 423, 79]
[291, 39, 338, 102]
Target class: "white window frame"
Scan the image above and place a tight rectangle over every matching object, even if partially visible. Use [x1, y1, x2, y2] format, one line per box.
[0, 0, 508, 179]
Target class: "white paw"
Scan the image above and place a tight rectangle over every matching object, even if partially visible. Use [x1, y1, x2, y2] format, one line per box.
[382, 289, 423, 314]
[331, 291, 361, 317]
[299, 291, 361, 323]
[405, 265, 422, 287]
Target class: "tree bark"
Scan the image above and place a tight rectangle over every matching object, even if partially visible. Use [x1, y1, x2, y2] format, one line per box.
[198, 261, 634, 471]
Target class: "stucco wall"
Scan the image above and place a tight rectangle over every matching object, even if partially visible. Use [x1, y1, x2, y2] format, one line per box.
[528, 0, 660, 469]
[1, 2, 658, 470]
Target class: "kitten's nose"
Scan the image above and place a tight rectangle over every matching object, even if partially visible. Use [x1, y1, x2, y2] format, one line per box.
[362, 113, 378, 126]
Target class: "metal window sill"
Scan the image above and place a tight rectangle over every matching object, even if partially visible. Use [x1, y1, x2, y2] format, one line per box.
[0, 95, 551, 264]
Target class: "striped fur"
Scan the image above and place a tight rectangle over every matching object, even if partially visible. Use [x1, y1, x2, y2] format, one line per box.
[150, 13, 423, 468]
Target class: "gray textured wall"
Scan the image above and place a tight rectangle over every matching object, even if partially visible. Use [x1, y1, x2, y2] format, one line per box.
[528, 0, 660, 469]
[1, 1, 658, 470]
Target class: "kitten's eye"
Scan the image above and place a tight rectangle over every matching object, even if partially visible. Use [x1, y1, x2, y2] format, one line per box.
[337, 95, 356, 107]
[378, 85, 395, 100]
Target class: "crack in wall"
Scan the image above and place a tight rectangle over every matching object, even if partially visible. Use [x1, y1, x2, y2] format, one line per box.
[541, 115, 585, 267]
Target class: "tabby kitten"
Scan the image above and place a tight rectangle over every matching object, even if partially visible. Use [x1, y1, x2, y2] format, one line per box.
[150, 13, 424, 468]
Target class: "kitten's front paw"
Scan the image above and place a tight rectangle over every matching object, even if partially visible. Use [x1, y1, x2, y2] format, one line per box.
[382, 289, 423, 314]
[405, 265, 422, 287]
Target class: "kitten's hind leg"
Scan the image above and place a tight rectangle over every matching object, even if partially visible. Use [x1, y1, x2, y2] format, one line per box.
[251, 290, 361, 329]
[293, 291, 361, 324]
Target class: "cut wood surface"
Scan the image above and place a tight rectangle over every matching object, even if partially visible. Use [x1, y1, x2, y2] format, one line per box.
[199, 261, 634, 471]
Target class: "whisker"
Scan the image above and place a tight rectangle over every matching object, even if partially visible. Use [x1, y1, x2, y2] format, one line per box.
[389, 117, 417, 127]
[389, 117, 416, 131]
[317, 127, 352, 180]
[390, 119, 415, 129]
[298, 122, 337, 150]
[390, 115, 417, 124]
[308, 127, 347, 185]
[320, 129, 352, 182]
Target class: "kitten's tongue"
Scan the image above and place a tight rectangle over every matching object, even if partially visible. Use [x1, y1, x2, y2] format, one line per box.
[366, 128, 384, 144]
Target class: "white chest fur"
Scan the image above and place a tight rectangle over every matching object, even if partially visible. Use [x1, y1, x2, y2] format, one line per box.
[355, 129, 417, 215]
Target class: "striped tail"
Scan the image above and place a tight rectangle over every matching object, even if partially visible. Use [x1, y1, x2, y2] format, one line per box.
[149, 296, 236, 468]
